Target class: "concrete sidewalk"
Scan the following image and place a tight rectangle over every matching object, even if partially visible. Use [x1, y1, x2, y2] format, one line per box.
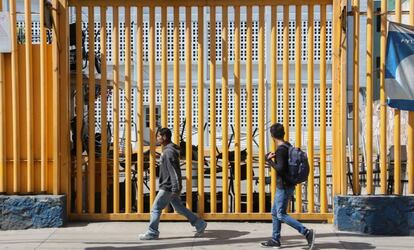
[0, 222, 413, 249]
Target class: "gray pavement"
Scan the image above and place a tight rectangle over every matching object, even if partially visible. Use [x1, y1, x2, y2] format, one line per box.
[0, 222, 413, 249]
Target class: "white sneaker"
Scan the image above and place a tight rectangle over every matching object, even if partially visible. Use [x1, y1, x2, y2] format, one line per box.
[139, 233, 159, 240]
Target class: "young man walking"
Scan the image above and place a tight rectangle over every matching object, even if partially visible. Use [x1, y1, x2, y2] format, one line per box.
[139, 127, 207, 240]
[261, 123, 315, 249]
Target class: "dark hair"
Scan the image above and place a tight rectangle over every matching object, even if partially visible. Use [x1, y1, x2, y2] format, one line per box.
[270, 123, 285, 140]
[158, 127, 172, 141]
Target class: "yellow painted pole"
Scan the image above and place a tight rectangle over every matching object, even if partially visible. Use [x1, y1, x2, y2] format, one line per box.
[307, 4, 315, 212]
[332, 0, 341, 196]
[161, 6, 169, 215]
[162, 6, 168, 128]
[149, 6, 156, 205]
[112, 6, 120, 213]
[88, 6, 96, 212]
[174, 7, 180, 145]
[24, 0, 34, 193]
[246, 6, 253, 213]
[409, 0, 414, 194]
[197, 6, 205, 214]
[222, 5, 229, 213]
[352, 0, 360, 194]
[270, 5, 277, 204]
[136, 6, 144, 213]
[40, 0, 47, 193]
[294, 5, 302, 213]
[210, 6, 217, 213]
[58, 0, 70, 215]
[100, 6, 108, 214]
[320, 4, 327, 213]
[340, 0, 347, 195]
[75, 7, 83, 213]
[258, 5, 265, 213]
[0, 0, 5, 193]
[234, 6, 241, 213]
[380, 0, 387, 194]
[366, 0, 374, 195]
[394, 0, 402, 195]
[9, 0, 20, 194]
[283, 5, 289, 140]
[233, 6, 241, 213]
[125, 6, 132, 213]
[52, 0, 60, 195]
[185, 6, 193, 210]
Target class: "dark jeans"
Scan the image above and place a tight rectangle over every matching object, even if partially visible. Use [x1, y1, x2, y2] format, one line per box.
[272, 186, 307, 241]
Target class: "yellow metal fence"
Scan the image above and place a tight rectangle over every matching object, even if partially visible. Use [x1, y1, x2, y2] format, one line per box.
[1, 0, 413, 223]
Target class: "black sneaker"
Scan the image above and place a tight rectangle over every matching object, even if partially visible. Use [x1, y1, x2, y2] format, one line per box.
[305, 229, 315, 250]
[260, 239, 281, 248]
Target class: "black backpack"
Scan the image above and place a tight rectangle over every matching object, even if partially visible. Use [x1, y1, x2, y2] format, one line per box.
[281, 144, 310, 185]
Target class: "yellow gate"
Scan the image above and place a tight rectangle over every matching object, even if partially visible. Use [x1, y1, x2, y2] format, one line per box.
[65, 0, 335, 221]
[1, 0, 413, 223]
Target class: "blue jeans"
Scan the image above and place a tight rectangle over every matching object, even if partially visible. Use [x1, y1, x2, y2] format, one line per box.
[272, 186, 307, 241]
[147, 189, 205, 236]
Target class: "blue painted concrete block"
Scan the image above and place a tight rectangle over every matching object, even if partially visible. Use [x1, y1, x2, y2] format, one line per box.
[334, 195, 414, 236]
[0, 195, 67, 230]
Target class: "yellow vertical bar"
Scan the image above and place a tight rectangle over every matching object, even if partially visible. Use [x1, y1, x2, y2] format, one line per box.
[197, 6, 205, 214]
[75, 6, 83, 213]
[294, 5, 302, 213]
[100, 6, 108, 214]
[210, 6, 217, 213]
[320, 4, 327, 213]
[352, 0, 360, 194]
[125, 6, 132, 214]
[149, 6, 156, 205]
[394, 0, 402, 195]
[113, 6, 120, 213]
[332, 0, 341, 196]
[234, 5, 241, 213]
[136, 6, 144, 213]
[9, 0, 20, 194]
[258, 5, 265, 214]
[52, 0, 60, 195]
[40, 0, 47, 193]
[161, 6, 169, 215]
[409, 0, 414, 195]
[25, 0, 34, 193]
[222, 5, 229, 213]
[174, 7, 180, 145]
[307, 4, 314, 212]
[283, 5, 289, 140]
[162, 7, 168, 128]
[88, 6, 96, 212]
[340, 0, 347, 195]
[380, 0, 387, 194]
[58, 0, 70, 215]
[246, 5, 253, 213]
[270, 5, 277, 204]
[185, 6, 193, 210]
[366, 0, 373, 195]
[0, 0, 5, 193]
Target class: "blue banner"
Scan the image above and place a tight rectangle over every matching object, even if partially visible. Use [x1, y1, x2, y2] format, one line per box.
[385, 22, 414, 111]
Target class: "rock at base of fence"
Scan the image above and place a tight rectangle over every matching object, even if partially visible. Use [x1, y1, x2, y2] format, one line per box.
[0, 195, 67, 230]
[334, 195, 414, 236]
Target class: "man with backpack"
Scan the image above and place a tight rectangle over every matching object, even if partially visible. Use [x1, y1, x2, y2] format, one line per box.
[261, 123, 315, 249]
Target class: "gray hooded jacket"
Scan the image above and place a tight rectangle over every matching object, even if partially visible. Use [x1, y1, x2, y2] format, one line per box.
[158, 142, 182, 193]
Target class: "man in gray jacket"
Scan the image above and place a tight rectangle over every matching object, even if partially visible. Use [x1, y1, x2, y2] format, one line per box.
[139, 127, 207, 240]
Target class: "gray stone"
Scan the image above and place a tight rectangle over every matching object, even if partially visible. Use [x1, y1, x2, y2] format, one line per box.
[334, 195, 414, 236]
[0, 195, 67, 230]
